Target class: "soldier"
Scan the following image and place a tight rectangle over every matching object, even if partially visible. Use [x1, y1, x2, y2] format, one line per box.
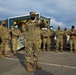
[0, 21, 10, 57]
[25, 12, 48, 72]
[68, 26, 76, 53]
[50, 26, 55, 50]
[11, 23, 22, 55]
[41, 28, 51, 52]
[39, 18, 48, 51]
[63, 27, 69, 50]
[55, 26, 64, 52]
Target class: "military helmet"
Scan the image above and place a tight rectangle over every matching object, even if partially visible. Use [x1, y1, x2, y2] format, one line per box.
[14, 22, 17, 25]
[30, 11, 36, 17]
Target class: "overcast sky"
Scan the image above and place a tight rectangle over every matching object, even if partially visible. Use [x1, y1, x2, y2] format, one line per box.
[0, 0, 76, 29]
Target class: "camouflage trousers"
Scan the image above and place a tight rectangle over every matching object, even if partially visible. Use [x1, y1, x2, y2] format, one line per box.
[63, 39, 68, 49]
[25, 39, 40, 62]
[0, 39, 10, 55]
[70, 39, 76, 51]
[42, 37, 50, 50]
[50, 38, 54, 47]
[12, 38, 18, 52]
[56, 39, 63, 50]
[0, 44, 2, 55]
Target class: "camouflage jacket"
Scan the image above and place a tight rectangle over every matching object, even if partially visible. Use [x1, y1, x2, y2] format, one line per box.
[0, 25, 10, 40]
[55, 29, 63, 39]
[63, 30, 69, 39]
[50, 29, 55, 38]
[41, 29, 50, 38]
[11, 28, 21, 38]
[25, 19, 48, 41]
[68, 29, 76, 40]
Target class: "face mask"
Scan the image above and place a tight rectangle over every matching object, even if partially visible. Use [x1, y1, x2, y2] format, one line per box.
[58, 28, 60, 30]
[50, 27, 53, 29]
[31, 17, 35, 20]
[3, 24, 6, 26]
[15, 25, 18, 29]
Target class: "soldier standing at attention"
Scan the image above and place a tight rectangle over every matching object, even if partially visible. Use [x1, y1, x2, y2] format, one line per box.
[68, 26, 76, 53]
[25, 12, 47, 72]
[55, 26, 64, 52]
[0, 21, 10, 57]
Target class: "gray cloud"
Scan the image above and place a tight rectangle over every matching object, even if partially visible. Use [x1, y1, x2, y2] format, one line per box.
[0, 0, 76, 29]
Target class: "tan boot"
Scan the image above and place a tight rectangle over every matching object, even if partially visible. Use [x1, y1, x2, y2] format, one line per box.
[26, 62, 33, 72]
[34, 61, 42, 70]
[56, 49, 58, 53]
[0, 54, 4, 58]
[13, 51, 17, 55]
[43, 49, 45, 52]
[47, 48, 50, 52]
[70, 50, 72, 53]
[61, 49, 63, 52]
[74, 50, 76, 53]
[5, 54, 10, 57]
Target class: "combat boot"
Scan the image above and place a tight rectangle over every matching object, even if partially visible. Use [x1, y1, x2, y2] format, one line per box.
[5, 54, 10, 57]
[26, 62, 33, 72]
[0, 54, 4, 58]
[47, 49, 50, 52]
[13, 51, 17, 55]
[0, 51, 4, 58]
[61, 49, 63, 52]
[34, 61, 42, 70]
[70, 50, 72, 53]
[43, 49, 45, 52]
[56, 49, 58, 53]
[74, 50, 76, 53]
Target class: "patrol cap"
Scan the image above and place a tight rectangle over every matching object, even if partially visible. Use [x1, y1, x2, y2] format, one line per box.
[1, 20, 6, 24]
[30, 11, 36, 17]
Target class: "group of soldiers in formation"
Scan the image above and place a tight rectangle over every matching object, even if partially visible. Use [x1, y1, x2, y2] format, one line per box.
[0, 12, 76, 72]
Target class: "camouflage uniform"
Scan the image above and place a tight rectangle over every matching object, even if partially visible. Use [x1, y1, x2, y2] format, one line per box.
[41, 28, 51, 51]
[68, 26, 76, 53]
[55, 26, 64, 52]
[63, 28, 68, 50]
[50, 28, 55, 50]
[11, 26, 22, 55]
[0, 21, 10, 57]
[25, 12, 47, 72]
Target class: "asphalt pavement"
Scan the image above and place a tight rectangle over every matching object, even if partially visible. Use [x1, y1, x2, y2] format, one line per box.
[0, 50, 76, 75]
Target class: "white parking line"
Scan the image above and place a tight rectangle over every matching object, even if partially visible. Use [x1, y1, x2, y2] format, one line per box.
[4, 57, 76, 69]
